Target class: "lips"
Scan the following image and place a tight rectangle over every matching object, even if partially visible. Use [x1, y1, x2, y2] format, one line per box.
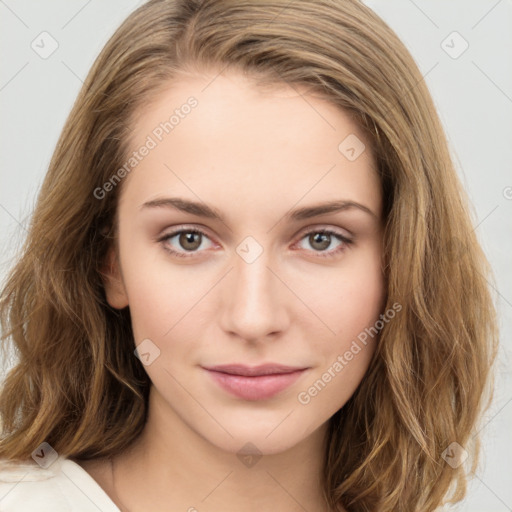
[202, 363, 308, 401]
[203, 363, 306, 377]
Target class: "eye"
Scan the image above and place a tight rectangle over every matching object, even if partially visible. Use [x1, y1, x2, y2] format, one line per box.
[158, 227, 215, 258]
[294, 228, 353, 258]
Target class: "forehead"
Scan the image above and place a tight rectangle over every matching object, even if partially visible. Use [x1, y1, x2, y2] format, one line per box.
[120, 71, 381, 221]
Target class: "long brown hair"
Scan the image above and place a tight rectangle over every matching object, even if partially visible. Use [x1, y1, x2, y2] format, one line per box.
[0, 1, 499, 510]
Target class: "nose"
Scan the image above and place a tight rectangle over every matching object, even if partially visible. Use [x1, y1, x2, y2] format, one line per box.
[219, 248, 289, 343]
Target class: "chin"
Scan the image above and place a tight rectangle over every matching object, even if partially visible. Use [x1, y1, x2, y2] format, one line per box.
[199, 415, 324, 457]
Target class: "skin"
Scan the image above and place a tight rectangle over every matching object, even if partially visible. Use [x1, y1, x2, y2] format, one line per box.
[78, 70, 386, 512]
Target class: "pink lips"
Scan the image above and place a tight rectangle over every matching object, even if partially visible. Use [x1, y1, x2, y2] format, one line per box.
[202, 364, 308, 401]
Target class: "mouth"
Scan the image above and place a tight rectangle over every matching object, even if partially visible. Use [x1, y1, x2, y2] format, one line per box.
[201, 364, 309, 401]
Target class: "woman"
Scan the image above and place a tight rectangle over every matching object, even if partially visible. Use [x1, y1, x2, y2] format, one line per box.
[0, 0, 498, 511]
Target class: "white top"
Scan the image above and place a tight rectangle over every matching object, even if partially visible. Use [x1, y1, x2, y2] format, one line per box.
[0, 456, 120, 511]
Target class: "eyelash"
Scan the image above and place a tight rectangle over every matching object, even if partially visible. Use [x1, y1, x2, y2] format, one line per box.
[158, 226, 353, 259]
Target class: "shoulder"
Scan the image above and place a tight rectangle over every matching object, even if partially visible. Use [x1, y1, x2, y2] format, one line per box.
[0, 456, 119, 511]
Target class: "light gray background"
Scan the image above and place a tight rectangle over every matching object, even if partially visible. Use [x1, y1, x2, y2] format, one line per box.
[1, 1, 511, 511]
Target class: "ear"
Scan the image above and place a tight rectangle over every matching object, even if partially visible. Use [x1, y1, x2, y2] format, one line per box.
[100, 245, 129, 309]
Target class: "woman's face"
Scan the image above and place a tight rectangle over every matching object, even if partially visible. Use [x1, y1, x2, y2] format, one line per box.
[104, 70, 386, 455]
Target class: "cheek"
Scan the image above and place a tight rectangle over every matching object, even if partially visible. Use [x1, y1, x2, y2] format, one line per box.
[295, 260, 384, 412]
[124, 272, 197, 344]
[338, 264, 385, 341]
[297, 248, 385, 348]
[117, 236, 182, 342]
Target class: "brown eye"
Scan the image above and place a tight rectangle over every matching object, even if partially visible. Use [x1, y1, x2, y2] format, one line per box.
[178, 231, 202, 251]
[159, 228, 214, 258]
[308, 232, 332, 251]
[296, 229, 353, 258]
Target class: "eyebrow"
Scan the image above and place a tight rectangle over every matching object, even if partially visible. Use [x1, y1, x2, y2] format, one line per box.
[140, 197, 378, 222]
